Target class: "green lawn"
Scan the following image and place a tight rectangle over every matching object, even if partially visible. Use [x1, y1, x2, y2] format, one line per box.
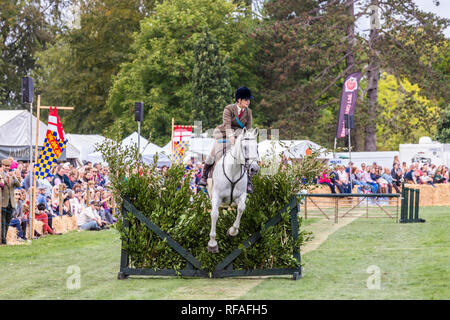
[0, 206, 448, 300]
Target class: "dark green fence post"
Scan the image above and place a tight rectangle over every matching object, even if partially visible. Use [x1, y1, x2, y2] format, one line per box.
[118, 205, 130, 280]
[414, 189, 420, 221]
[289, 195, 301, 280]
[409, 188, 415, 221]
[401, 186, 409, 223]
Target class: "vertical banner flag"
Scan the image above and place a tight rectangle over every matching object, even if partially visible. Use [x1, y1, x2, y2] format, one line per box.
[172, 125, 193, 165]
[35, 107, 68, 179]
[336, 72, 362, 138]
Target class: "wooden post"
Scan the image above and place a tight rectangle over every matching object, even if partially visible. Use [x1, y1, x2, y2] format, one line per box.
[334, 197, 338, 223]
[58, 183, 64, 216]
[86, 184, 90, 205]
[31, 95, 74, 241]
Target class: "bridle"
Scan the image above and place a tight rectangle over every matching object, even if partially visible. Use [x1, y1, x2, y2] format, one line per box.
[222, 134, 259, 205]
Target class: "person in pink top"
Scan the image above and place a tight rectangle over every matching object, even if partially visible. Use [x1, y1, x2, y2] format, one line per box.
[318, 169, 336, 193]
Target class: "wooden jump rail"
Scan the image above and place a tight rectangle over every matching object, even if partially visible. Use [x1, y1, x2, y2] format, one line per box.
[118, 195, 303, 280]
[298, 193, 402, 223]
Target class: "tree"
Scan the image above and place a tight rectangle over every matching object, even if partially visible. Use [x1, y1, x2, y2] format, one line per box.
[436, 105, 450, 143]
[376, 72, 441, 150]
[191, 28, 232, 131]
[35, 0, 159, 134]
[106, 0, 259, 145]
[0, 0, 69, 108]
[254, 0, 449, 150]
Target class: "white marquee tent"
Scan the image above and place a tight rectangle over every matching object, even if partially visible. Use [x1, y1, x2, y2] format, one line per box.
[66, 134, 107, 162]
[87, 132, 171, 167]
[0, 110, 80, 161]
[258, 139, 332, 161]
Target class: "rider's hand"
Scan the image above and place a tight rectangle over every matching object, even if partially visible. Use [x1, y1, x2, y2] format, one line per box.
[229, 136, 235, 145]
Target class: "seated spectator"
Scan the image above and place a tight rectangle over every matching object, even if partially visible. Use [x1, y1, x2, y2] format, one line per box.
[361, 166, 378, 193]
[382, 167, 400, 193]
[336, 165, 351, 193]
[318, 169, 336, 193]
[433, 170, 445, 184]
[77, 200, 110, 231]
[404, 164, 416, 184]
[37, 174, 54, 198]
[51, 185, 61, 215]
[35, 203, 61, 235]
[9, 189, 28, 241]
[420, 171, 436, 188]
[374, 166, 388, 193]
[351, 167, 369, 191]
[99, 190, 116, 224]
[70, 189, 85, 217]
[443, 166, 449, 182]
[36, 187, 49, 209]
[391, 162, 403, 190]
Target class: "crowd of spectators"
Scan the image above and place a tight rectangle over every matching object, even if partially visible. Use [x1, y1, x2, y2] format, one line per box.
[1, 157, 116, 244]
[317, 156, 450, 194]
[2, 153, 450, 245]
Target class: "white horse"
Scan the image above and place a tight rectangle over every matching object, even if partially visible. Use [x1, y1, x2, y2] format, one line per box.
[207, 128, 260, 253]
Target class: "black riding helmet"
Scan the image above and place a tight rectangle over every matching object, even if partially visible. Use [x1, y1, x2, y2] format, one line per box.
[235, 87, 254, 101]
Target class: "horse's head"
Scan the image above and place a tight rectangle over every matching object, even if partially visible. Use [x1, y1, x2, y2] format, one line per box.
[234, 128, 260, 175]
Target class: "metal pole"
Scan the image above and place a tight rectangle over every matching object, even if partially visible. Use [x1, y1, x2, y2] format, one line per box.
[138, 121, 141, 163]
[348, 127, 352, 192]
[29, 101, 33, 239]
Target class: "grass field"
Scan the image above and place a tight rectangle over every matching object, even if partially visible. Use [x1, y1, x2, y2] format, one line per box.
[0, 206, 448, 300]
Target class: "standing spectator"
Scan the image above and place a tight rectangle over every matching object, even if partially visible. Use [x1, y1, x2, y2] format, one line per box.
[1, 159, 22, 245]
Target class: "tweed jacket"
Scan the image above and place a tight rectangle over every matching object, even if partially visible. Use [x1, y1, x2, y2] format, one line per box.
[1, 171, 22, 208]
[215, 103, 252, 139]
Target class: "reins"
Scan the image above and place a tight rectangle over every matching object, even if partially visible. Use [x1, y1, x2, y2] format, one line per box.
[221, 136, 258, 206]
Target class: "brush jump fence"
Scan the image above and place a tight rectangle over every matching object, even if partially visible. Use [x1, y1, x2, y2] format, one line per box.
[118, 195, 302, 281]
[300, 185, 424, 224]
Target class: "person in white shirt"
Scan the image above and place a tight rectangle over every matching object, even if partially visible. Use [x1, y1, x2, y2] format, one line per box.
[337, 166, 351, 193]
[70, 189, 85, 217]
[77, 200, 109, 231]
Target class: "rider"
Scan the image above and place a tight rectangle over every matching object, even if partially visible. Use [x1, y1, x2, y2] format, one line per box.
[198, 86, 255, 193]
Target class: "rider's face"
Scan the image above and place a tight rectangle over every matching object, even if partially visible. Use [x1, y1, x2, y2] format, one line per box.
[237, 99, 250, 108]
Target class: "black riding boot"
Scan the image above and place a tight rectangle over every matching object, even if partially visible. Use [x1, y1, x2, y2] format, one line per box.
[247, 173, 254, 194]
[198, 163, 214, 186]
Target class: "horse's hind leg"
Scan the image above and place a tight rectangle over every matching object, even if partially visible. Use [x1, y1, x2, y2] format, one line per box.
[227, 194, 246, 237]
[208, 195, 221, 253]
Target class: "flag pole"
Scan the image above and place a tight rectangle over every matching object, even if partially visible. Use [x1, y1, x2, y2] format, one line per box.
[30, 95, 41, 239]
[31, 96, 74, 240]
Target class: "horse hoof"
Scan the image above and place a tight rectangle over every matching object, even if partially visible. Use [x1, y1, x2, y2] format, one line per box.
[208, 245, 219, 253]
[227, 228, 238, 237]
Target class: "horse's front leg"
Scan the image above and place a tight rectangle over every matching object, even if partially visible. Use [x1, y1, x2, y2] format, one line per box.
[227, 194, 247, 237]
[208, 194, 221, 253]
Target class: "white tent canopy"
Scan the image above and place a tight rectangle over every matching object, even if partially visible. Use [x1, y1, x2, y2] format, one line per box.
[66, 134, 107, 162]
[87, 132, 171, 167]
[0, 110, 80, 160]
[258, 139, 331, 161]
